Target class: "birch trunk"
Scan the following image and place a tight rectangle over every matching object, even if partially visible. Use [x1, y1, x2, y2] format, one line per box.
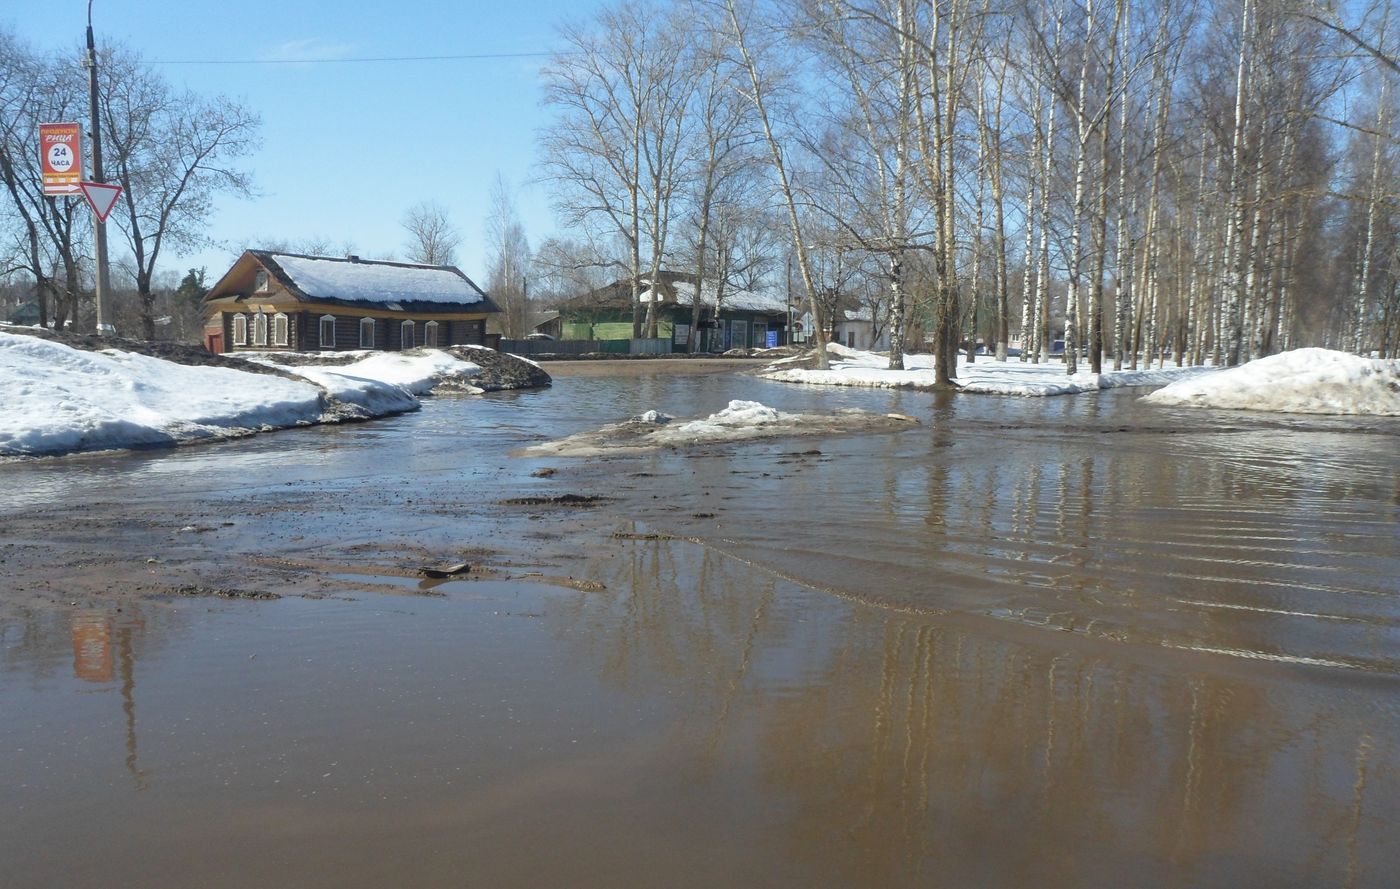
[1352, 74, 1388, 354]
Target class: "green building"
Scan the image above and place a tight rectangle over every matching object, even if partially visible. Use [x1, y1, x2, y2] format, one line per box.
[555, 271, 792, 352]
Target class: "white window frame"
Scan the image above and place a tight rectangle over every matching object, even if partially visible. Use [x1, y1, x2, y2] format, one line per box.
[319, 315, 336, 349]
[360, 317, 376, 349]
[424, 320, 439, 347]
[252, 312, 268, 347]
[232, 313, 247, 346]
[731, 319, 748, 349]
[272, 313, 288, 347]
[401, 320, 415, 349]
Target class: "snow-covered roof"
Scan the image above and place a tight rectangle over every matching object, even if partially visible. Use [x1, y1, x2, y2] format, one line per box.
[842, 308, 874, 322]
[640, 279, 787, 314]
[263, 253, 487, 307]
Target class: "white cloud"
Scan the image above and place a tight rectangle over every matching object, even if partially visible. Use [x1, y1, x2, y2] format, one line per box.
[259, 39, 356, 63]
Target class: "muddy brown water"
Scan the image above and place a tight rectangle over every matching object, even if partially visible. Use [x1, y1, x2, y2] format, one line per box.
[2, 359, 1399, 888]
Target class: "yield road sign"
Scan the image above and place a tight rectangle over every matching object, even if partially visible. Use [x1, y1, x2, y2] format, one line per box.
[79, 181, 123, 223]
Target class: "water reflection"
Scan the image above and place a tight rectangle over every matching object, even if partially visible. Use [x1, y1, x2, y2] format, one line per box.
[4, 606, 161, 792]
[0, 367, 1397, 887]
[565, 533, 1399, 887]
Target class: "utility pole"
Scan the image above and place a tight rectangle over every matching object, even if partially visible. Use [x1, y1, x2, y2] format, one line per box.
[85, 0, 111, 335]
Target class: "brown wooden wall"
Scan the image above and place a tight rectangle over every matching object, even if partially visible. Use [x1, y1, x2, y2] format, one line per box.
[218, 311, 487, 352]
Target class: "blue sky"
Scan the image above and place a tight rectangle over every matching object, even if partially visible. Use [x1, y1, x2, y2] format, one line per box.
[3, 0, 587, 284]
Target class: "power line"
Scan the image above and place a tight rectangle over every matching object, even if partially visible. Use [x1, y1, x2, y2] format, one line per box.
[145, 50, 561, 66]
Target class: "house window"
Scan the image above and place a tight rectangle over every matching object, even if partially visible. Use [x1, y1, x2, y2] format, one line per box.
[424, 320, 439, 347]
[254, 269, 269, 292]
[319, 315, 336, 349]
[847, 330, 855, 349]
[252, 312, 268, 347]
[731, 319, 748, 349]
[272, 313, 288, 347]
[360, 317, 376, 349]
[401, 320, 415, 349]
[752, 321, 767, 348]
[232, 313, 247, 346]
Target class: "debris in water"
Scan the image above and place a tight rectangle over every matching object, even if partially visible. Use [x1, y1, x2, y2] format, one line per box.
[167, 584, 279, 600]
[500, 494, 607, 508]
[418, 562, 472, 579]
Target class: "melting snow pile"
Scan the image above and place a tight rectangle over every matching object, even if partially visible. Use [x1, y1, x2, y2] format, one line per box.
[517, 399, 918, 457]
[245, 349, 485, 397]
[1142, 348, 1400, 415]
[0, 332, 404, 457]
[762, 343, 1212, 396]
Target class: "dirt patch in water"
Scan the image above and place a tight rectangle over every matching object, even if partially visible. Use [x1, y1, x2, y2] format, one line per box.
[499, 494, 609, 508]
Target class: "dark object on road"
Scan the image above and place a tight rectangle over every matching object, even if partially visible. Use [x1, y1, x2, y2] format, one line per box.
[499, 494, 606, 508]
[418, 562, 472, 579]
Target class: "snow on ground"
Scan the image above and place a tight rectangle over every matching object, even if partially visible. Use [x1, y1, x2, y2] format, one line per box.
[1142, 348, 1400, 415]
[243, 350, 485, 396]
[517, 399, 918, 457]
[275, 365, 421, 416]
[0, 332, 348, 457]
[762, 343, 1214, 395]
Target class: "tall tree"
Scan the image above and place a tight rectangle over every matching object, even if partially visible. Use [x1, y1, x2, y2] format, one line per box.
[485, 174, 533, 338]
[542, 1, 667, 339]
[100, 47, 258, 340]
[400, 201, 461, 265]
[720, 0, 831, 368]
[0, 30, 89, 330]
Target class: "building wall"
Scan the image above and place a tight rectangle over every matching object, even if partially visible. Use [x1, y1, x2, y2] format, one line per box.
[833, 320, 889, 351]
[220, 310, 486, 352]
[561, 305, 784, 350]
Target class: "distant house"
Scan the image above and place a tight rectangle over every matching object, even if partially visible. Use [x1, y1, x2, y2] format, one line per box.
[4, 301, 41, 326]
[555, 270, 792, 352]
[201, 250, 498, 354]
[528, 310, 562, 339]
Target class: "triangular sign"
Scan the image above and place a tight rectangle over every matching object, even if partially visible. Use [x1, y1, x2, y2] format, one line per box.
[79, 181, 123, 223]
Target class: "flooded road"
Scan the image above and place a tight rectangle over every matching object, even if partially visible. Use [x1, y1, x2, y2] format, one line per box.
[3, 360, 1399, 887]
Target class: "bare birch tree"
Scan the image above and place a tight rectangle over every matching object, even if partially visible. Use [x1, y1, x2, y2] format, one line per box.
[401, 201, 461, 265]
[100, 47, 259, 340]
[485, 174, 533, 338]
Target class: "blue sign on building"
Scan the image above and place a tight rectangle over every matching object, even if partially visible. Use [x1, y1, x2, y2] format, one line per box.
[766, 330, 778, 348]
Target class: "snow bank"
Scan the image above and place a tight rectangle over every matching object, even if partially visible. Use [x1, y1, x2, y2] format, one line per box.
[0, 332, 336, 457]
[517, 399, 918, 457]
[278, 365, 420, 417]
[317, 351, 483, 395]
[1142, 348, 1400, 415]
[244, 350, 485, 396]
[762, 345, 1212, 396]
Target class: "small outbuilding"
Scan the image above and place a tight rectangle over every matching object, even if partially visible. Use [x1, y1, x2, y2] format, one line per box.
[201, 250, 498, 354]
[833, 307, 891, 352]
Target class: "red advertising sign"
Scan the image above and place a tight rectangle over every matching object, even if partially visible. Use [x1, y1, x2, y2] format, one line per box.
[39, 122, 84, 195]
